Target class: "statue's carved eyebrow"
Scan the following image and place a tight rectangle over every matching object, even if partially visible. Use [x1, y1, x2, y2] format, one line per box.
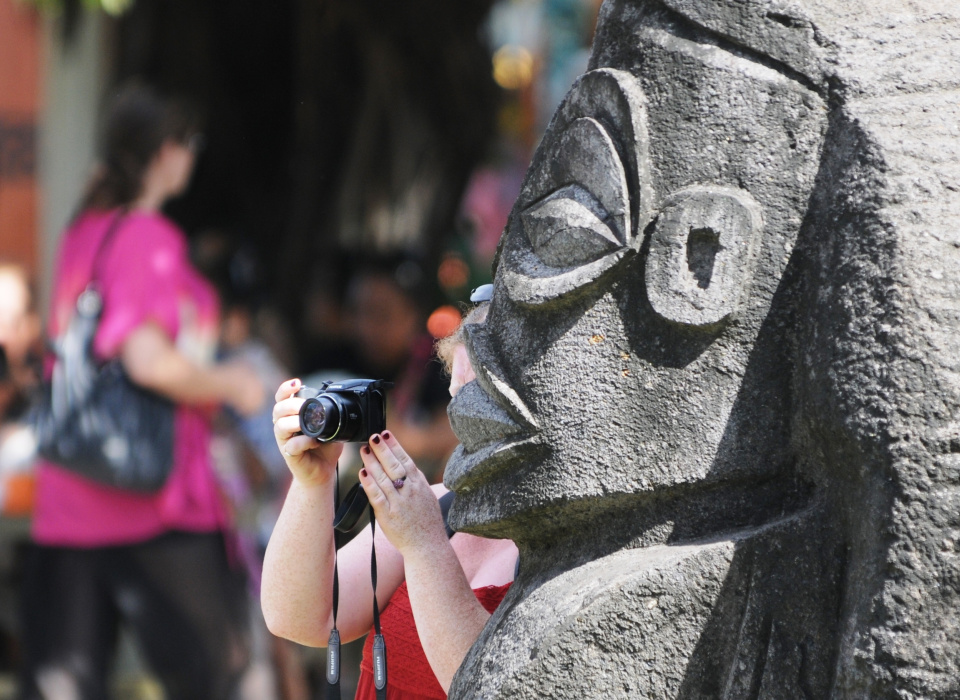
[598, 0, 824, 98]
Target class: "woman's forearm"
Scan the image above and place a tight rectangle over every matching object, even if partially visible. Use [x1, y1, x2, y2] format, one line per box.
[126, 342, 234, 404]
[121, 322, 258, 410]
[403, 537, 492, 691]
[261, 478, 338, 646]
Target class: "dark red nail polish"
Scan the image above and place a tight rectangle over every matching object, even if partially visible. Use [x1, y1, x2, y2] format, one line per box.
[372, 435, 381, 444]
[360, 469, 368, 477]
[382, 431, 391, 440]
[361, 446, 370, 455]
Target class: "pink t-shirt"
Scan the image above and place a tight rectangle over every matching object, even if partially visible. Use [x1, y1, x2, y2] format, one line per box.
[32, 208, 229, 547]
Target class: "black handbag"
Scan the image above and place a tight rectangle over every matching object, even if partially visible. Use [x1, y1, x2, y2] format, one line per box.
[30, 211, 175, 492]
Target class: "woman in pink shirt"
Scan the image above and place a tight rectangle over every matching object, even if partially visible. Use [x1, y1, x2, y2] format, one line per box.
[20, 85, 264, 700]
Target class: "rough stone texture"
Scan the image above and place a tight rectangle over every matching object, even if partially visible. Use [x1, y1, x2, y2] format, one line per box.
[444, 1, 960, 698]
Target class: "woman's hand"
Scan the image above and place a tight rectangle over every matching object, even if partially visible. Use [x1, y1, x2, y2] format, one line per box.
[361, 430, 502, 693]
[220, 359, 268, 416]
[272, 378, 343, 487]
[358, 431, 447, 557]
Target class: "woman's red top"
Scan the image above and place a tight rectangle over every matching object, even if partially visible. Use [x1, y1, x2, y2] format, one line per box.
[355, 581, 512, 699]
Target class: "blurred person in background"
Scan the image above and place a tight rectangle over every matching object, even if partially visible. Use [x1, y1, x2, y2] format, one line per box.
[0, 263, 42, 675]
[0, 263, 42, 512]
[194, 230, 311, 700]
[19, 84, 265, 700]
[297, 269, 357, 380]
[345, 258, 458, 482]
[0, 264, 42, 423]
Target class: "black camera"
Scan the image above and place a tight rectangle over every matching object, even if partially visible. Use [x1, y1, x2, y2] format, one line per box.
[296, 379, 390, 443]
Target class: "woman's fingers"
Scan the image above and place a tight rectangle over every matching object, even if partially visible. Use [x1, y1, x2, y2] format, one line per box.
[274, 410, 306, 457]
[273, 379, 306, 443]
[379, 431, 417, 478]
[273, 414, 300, 437]
[280, 433, 315, 458]
[271, 377, 345, 485]
[360, 444, 403, 501]
[359, 459, 390, 511]
[367, 431, 418, 482]
[274, 377, 301, 404]
[367, 434, 407, 482]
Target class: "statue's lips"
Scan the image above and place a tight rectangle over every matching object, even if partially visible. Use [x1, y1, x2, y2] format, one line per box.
[444, 377, 541, 491]
[447, 378, 525, 450]
[443, 434, 540, 492]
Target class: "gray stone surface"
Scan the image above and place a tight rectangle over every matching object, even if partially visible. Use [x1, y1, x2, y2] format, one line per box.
[444, 0, 960, 698]
[645, 185, 763, 326]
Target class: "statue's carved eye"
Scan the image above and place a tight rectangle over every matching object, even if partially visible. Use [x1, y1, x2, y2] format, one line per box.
[521, 185, 621, 269]
[497, 69, 653, 306]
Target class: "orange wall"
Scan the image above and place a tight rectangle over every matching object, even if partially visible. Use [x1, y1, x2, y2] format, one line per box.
[0, 0, 41, 273]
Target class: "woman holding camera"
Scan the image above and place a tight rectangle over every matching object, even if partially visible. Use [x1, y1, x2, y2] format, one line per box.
[20, 84, 264, 700]
[263, 304, 518, 699]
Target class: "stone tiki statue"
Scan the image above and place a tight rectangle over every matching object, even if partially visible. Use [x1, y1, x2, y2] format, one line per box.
[445, 0, 960, 698]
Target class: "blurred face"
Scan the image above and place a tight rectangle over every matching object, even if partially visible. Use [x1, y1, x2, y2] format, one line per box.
[156, 138, 197, 199]
[219, 306, 251, 349]
[0, 269, 38, 368]
[348, 275, 420, 372]
[445, 7, 828, 536]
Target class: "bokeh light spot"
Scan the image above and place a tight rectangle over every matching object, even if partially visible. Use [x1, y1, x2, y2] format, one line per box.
[492, 45, 535, 91]
[427, 305, 463, 339]
[438, 254, 470, 291]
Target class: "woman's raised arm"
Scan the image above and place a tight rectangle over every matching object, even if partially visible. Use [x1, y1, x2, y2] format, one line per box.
[261, 379, 406, 646]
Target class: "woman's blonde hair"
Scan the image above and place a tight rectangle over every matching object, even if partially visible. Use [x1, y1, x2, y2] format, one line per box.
[435, 302, 489, 374]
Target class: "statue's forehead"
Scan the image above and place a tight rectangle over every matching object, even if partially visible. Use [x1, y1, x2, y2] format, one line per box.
[519, 0, 825, 203]
[592, 0, 825, 91]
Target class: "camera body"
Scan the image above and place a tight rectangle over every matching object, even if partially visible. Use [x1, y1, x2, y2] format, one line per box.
[296, 379, 389, 443]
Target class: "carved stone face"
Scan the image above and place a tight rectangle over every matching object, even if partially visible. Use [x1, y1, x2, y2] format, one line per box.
[446, 2, 960, 696]
[445, 5, 828, 540]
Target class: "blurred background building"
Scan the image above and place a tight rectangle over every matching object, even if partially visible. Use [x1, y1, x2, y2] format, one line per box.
[4, 0, 601, 351]
[0, 0, 601, 697]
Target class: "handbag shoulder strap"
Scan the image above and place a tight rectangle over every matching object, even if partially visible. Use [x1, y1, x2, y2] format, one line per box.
[88, 208, 129, 291]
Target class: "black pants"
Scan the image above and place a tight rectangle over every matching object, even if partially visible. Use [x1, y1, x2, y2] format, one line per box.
[18, 531, 250, 700]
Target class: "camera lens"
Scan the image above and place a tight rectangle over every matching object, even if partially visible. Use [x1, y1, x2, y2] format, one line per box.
[300, 396, 341, 440]
[299, 392, 365, 442]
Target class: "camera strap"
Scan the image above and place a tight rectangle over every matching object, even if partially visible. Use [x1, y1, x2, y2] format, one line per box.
[369, 509, 388, 699]
[326, 465, 388, 699]
[326, 462, 341, 700]
[332, 482, 369, 533]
